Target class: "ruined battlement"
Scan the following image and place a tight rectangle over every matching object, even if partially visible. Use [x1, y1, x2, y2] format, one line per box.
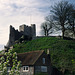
[6, 24, 36, 48]
[19, 24, 36, 37]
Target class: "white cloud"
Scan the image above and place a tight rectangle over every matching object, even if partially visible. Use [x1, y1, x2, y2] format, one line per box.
[0, 0, 74, 50]
[0, 0, 50, 45]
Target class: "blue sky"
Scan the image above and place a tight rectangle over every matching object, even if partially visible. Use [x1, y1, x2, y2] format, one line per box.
[0, 0, 75, 50]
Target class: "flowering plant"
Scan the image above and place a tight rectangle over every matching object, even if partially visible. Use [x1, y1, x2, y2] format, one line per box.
[0, 49, 21, 75]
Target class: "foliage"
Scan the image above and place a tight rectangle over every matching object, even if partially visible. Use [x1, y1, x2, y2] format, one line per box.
[68, 10, 75, 33]
[12, 37, 75, 74]
[50, 1, 74, 38]
[13, 37, 75, 53]
[0, 49, 21, 75]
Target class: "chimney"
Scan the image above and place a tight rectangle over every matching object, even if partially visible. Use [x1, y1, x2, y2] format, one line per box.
[47, 49, 50, 55]
[47, 49, 50, 60]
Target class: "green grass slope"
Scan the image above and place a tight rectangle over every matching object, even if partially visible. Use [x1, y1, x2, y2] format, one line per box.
[12, 37, 75, 74]
[13, 37, 75, 53]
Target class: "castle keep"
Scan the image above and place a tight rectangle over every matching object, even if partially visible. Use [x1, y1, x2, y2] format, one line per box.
[6, 24, 36, 48]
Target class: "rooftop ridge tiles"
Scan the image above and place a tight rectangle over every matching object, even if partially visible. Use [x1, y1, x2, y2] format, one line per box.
[18, 50, 44, 55]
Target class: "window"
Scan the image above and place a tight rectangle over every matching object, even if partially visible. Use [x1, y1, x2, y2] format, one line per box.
[23, 66, 29, 72]
[43, 58, 45, 64]
[7, 67, 11, 72]
[26, 67, 28, 70]
[41, 66, 47, 72]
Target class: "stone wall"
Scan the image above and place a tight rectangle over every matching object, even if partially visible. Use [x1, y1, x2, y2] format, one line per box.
[19, 24, 32, 37]
[6, 25, 22, 47]
[6, 24, 36, 48]
[20, 66, 34, 75]
[19, 24, 36, 37]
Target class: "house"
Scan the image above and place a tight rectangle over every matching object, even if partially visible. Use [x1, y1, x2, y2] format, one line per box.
[0, 50, 52, 75]
[17, 50, 52, 75]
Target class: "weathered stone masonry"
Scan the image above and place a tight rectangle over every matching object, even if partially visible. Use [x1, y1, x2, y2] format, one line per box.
[6, 24, 36, 48]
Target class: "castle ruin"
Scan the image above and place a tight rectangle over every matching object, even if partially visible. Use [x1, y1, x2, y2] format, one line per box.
[6, 24, 36, 48]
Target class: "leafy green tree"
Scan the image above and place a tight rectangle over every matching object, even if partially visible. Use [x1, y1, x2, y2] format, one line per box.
[50, 1, 74, 38]
[0, 49, 21, 75]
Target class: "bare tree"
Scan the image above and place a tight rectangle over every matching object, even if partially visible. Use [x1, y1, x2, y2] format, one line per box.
[41, 20, 53, 36]
[68, 10, 75, 33]
[50, 1, 74, 39]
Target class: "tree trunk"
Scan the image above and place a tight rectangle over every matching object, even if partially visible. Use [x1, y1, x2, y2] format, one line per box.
[62, 30, 65, 39]
[72, 20, 75, 38]
[72, 20, 74, 33]
[47, 30, 49, 36]
[62, 23, 65, 39]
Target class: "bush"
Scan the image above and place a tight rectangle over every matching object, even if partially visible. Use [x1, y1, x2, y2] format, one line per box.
[12, 37, 75, 74]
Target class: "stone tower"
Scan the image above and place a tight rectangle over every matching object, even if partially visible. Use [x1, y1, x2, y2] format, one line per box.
[6, 25, 22, 47]
[19, 24, 36, 38]
[6, 24, 36, 48]
[6, 25, 15, 47]
[31, 24, 36, 37]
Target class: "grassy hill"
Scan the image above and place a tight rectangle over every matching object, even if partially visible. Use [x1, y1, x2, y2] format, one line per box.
[12, 37, 75, 74]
